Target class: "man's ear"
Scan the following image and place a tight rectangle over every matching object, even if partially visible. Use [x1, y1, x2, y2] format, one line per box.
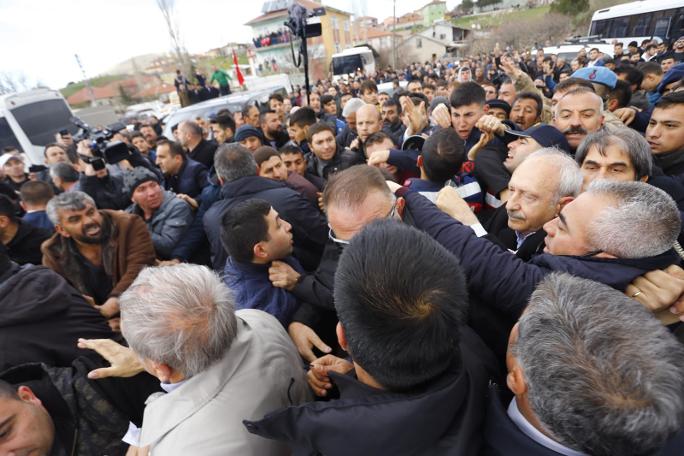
[396, 197, 406, 220]
[54, 223, 70, 239]
[556, 196, 574, 214]
[483, 104, 490, 114]
[507, 364, 527, 397]
[150, 362, 174, 383]
[253, 241, 268, 261]
[607, 98, 618, 112]
[416, 155, 424, 169]
[336, 321, 348, 352]
[17, 385, 42, 406]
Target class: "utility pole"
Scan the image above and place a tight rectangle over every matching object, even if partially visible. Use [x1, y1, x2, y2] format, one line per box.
[392, 0, 396, 68]
[74, 54, 96, 107]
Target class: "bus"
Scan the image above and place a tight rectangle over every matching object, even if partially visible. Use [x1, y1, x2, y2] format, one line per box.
[0, 89, 77, 164]
[589, 0, 684, 45]
[331, 47, 376, 82]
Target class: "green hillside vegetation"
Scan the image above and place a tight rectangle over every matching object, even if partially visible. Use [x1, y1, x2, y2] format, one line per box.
[452, 5, 551, 29]
[60, 74, 130, 98]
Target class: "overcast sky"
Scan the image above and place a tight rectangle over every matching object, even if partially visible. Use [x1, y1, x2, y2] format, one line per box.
[0, 0, 458, 90]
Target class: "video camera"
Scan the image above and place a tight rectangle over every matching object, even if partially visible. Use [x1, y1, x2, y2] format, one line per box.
[71, 117, 132, 168]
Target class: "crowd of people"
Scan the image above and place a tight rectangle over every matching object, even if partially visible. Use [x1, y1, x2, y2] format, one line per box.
[2, 34, 684, 455]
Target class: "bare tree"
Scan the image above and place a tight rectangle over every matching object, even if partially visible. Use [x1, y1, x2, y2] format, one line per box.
[156, 0, 188, 71]
[0, 71, 32, 95]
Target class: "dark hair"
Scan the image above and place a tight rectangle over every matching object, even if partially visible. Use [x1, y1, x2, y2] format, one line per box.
[421, 127, 466, 183]
[614, 66, 644, 88]
[407, 92, 429, 108]
[0, 380, 18, 400]
[253, 146, 280, 166]
[258, 109, 278, 124]
[554, 77, 596, 94]
[0, 195, 18, 223]
[360, 80, 378, 94]
[2, 146, 19, 154]
[241, 103, 258, 118]
[156, 139, 186, 158]
[269, 93, 284, 103]
[365, 131, 394, 148]
[307, 122, 335, 143]
[655, 91, 684, 109]
[382, 98, 401, 113]
[289, 107, 317, 128]
[608, 79, 632, 109]
[19, 180, 54, 206]
[278, 144, 304, 156]
[43, 143, 67, 158]
[50, 163, 80, 183]
[638, 61, 663, 76]
[334, 220, 468, 391]
[450, 81, 486, 109]
[514, 92, 543, 117]
[213, 112, 236, 132]
[220, 199, 271, 263]
[320, 94, 335, 106]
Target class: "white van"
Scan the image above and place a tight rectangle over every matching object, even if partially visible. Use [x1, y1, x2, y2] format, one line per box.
[331, 47, 376, 82]
[0, 89, 76, 165]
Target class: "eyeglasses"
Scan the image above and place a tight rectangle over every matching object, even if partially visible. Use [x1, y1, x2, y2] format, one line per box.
[328, 198, 398, 246]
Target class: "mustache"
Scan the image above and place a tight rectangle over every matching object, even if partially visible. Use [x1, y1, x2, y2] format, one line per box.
[507, 210, 526, 221]
[562, 126, 588, 135]
[83, 223, 100, 233]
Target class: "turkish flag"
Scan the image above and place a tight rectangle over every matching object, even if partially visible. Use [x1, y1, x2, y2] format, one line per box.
[233, 50, 245, 86]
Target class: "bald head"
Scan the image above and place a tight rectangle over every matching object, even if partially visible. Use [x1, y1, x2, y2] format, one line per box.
[356, 104, 382, 142]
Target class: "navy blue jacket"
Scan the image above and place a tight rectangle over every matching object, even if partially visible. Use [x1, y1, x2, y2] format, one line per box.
[22, 211, 54, 232]
[223, 256, 303, 327]
[162, 157, 208, 199]
[404, 192, 679, 318]
[482, 385, 684, 456]
[171, 171, 220, 263]
[203, 176, 327, 271]
[245, 326, 499, 456]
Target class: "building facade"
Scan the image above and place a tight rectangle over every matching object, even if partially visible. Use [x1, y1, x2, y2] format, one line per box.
[246, 0, 352, 81]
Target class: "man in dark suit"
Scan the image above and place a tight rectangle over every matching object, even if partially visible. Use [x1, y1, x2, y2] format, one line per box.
[482, 273, 684, 455]
[438, 148, 582, 261]
[178, 120, 217, 168]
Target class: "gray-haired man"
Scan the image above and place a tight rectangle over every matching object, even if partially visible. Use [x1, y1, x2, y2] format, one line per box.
[83, 264, 309, 455]
[42, 191, 156, 323]
[484, 273, 684, 455]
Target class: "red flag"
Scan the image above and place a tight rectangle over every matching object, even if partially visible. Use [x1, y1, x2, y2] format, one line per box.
[233, 50, 244, 86]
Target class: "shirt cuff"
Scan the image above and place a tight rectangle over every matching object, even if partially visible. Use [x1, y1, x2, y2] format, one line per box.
[469, 223, 487, 237]
[122, 421, 142, 446]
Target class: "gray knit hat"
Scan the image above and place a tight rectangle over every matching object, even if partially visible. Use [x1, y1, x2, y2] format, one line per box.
[123, 166, 159, 198]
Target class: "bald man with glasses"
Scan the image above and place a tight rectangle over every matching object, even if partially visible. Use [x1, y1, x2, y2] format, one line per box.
[270, 165, 402, 362]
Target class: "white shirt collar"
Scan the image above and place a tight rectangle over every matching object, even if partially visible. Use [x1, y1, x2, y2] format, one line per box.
[160, 378, 187, 394]
[507, 399, 588, 456]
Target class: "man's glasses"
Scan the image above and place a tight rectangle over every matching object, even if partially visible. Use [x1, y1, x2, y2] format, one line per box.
[328, 198, 398, 245]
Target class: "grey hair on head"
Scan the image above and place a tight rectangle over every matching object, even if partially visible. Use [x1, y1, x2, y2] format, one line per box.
[213, 143, 258, 183]
[575, 127, 653, 179]
[514, 273, 684, 455]
[46, 191, 96, 225]
[586, 180, 680, 258]
[524, 147, 583, 200]
[120, 264, 238, 377]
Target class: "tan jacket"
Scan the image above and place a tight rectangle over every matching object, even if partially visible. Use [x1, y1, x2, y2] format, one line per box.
[140, 309, 311, 455]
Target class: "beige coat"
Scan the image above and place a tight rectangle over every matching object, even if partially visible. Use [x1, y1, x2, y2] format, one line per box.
[139, 309, 310, 455]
